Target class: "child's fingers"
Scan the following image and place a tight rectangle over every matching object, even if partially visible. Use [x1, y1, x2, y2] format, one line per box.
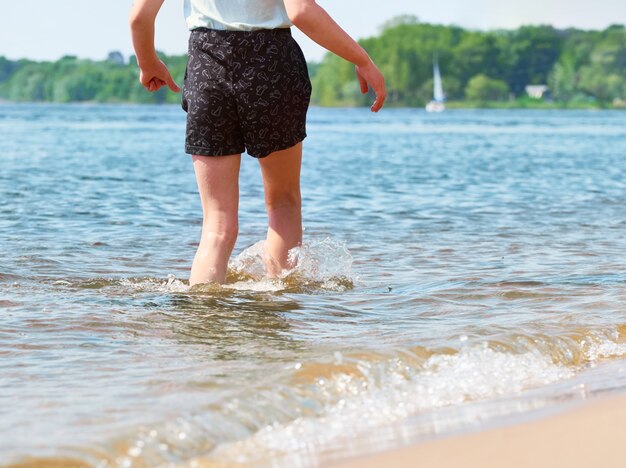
[141, 65, 180, 93]
[371, 91, 386, 112]
[166, 73, 181, 93]
[357, 73, 368, 94]
[149, 78, 167, 92]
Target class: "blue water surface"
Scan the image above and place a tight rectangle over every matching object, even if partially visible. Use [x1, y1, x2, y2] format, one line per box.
[1, 104, 626, 465]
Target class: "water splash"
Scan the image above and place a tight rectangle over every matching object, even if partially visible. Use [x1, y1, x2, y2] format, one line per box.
[224, 237, 354, 293]
[53, 237, 354, 295]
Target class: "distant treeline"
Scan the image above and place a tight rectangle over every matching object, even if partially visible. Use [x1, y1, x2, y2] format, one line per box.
[1, 17, 625, 108]
[0, 52, 188, 105]
[314, 16, 626, 108]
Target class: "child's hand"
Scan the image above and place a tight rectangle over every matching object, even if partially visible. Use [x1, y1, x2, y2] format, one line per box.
[139, 59, 181, 93]
[355, 59, 386, 112]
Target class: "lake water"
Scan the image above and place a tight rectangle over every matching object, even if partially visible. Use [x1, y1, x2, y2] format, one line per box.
[2, 104, 626, 466]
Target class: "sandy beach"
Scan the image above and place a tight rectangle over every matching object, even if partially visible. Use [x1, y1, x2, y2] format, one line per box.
[337, 393, 626, 468]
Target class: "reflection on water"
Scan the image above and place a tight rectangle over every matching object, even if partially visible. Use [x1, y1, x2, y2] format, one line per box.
[163, 290, 301, 352]
[1, 104, 626, 466]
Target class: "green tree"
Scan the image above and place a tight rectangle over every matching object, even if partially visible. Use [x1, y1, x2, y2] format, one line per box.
[495, 26, 563, 94]
[578, 66, 624, 102]
[379, 15, 419, 33]
[465, 74, 510, 102]
[548, 61, 577, 102]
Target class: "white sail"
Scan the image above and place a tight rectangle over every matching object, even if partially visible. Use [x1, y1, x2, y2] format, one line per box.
[433, 60, 445, 102]
[426, 55, 446, 112]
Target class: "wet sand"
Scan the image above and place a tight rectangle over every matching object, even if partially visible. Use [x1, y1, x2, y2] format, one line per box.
[337, 393, 626, 468]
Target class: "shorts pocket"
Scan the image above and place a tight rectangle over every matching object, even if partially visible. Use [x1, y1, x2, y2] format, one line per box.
[289, 37, 313, 94]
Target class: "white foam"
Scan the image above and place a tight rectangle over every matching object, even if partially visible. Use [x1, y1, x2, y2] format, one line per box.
[223, 278, 286, 293]
[118, 274, 189, 293]
[586, 338, 626, 361]
[204, 343, 575, 465]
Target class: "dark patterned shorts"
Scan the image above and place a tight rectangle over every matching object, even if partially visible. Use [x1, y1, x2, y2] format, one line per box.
[181, 27, 312, 158]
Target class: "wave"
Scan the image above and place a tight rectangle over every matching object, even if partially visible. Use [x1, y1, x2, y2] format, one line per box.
[194, 327, 626, 466]
[21, 325, 624, 467]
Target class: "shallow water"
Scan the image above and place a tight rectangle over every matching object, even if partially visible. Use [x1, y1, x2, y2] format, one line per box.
[1, 104, 626, 466]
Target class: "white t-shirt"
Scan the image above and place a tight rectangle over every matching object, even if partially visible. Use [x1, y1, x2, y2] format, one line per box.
[184, 0, 293, 31]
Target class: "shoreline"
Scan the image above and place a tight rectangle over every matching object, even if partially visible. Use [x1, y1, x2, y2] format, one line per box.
[335, 392, 626, 468]
[1, 100, 626, 110]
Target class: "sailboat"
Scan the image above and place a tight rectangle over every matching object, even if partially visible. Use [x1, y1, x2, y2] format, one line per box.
[425, 56, 446, 113]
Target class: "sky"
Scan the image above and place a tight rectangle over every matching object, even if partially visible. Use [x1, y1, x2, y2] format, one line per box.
[1, 0, 625, 63]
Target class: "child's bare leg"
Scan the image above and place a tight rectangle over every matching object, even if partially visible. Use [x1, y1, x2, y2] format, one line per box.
[258, 142, 303, 278]
[189, 154, 241, 286]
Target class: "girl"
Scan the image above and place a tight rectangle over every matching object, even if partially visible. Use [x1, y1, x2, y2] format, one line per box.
[129, 0, 386, 286]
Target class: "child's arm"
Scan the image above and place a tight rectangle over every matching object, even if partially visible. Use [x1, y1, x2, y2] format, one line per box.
[283, 0, 386, 112]
[129, 0, 180, 93]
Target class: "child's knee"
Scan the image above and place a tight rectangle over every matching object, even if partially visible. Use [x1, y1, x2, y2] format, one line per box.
[264, 192, 301, 213]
